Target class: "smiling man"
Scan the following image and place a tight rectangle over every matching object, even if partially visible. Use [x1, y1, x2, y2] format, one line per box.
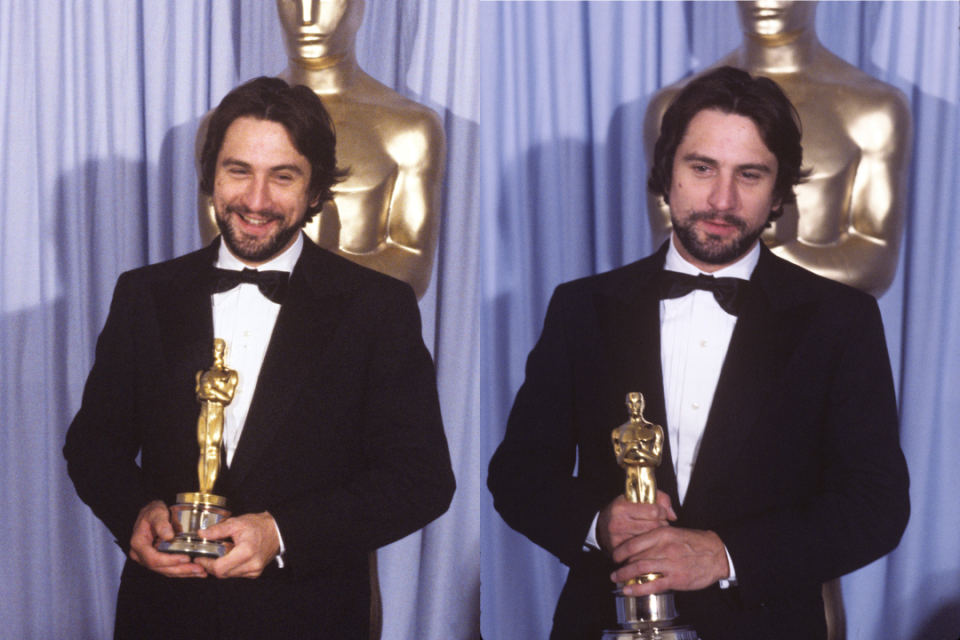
[64, 77, 455, 640]
[488, 67, 909, 640]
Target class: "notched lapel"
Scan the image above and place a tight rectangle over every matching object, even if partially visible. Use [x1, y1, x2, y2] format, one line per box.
[682, 271, 815, 514]
[595, 262, 680, 509]
[153, 259, 216, 455]
[226, 246, 347, 490]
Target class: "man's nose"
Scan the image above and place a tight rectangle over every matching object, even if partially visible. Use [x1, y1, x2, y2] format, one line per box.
[241, 177, 272, 211]
[707, 175, 738, 212]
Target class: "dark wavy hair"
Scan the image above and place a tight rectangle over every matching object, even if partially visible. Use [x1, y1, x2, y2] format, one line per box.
[648, 66, 808, 222]
[199, 76, 348, 221]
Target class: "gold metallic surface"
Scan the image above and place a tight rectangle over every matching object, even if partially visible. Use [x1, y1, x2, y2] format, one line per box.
[612, 393, 664, 505]
[195, 338, 238, 496]
[178, 492, 228, 508]
[644, 1, 911, 297]
[612, 393, 665, 586]
[199, 0, 446, 300]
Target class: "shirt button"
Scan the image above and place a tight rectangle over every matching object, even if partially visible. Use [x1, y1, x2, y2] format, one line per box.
[243, 330, 252, 337]
[700, 340, 708, 348]
[691, 402, 700, 410]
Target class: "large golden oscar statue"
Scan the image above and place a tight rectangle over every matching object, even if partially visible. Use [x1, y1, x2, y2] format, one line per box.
[200, 0, 445, 300]
[645, 0, 912, 297]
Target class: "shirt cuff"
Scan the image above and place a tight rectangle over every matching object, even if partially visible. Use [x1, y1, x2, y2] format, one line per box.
[274, 519, 287, 568]
[583, 511, 602, 552]
[718, 544, 737, 588]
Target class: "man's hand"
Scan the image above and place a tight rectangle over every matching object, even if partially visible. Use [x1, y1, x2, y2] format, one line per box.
[597, 490, 677, 555]
[194, 511, 280, 579]
[129, 500, 207, 577]
[610, 526, 730, 596]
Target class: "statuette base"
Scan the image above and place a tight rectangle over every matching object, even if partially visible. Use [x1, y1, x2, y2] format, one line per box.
[156, 493, 231, 559]
[601, 589, 699, 640]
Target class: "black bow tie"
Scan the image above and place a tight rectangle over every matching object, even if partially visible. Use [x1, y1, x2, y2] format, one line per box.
[210, 267, 289, 304]
[658, 270, 749, 316]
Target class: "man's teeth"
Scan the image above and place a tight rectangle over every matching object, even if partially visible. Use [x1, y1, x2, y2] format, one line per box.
[239, 212, 269, 226]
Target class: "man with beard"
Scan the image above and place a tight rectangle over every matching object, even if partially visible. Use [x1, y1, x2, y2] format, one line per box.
[64, 77, 455, 640]
[488, 67, 909, 640]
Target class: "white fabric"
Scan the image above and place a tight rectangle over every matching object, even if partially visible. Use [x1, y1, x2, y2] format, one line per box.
[661, 236, 759, 505]
[212, 233, 302, 466]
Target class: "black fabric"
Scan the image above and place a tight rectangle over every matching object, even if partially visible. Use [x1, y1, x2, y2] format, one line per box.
[209, 267, 289, 303]
[65, 236, 455, 640]
[488, 241, 909, 640]
[658, 270, 749, 316]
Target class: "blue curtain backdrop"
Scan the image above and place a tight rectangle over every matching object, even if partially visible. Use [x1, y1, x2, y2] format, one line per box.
[476, 3, 959, 640]
[1, 3, 958, 640]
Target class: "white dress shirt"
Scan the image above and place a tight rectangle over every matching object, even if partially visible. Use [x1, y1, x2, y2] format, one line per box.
[661, 237, 759, 505]
[212, 233, 302, 466]
[211, 234, 303, 565]
[586, 237, 760, 586]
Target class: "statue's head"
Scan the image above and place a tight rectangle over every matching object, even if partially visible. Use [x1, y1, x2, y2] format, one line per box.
[737, 1, 817, 38]
[276, 0, 365, 64]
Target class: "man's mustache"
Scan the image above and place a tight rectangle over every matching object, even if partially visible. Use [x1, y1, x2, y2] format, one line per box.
[224, 204, 284, 222]
[686, 211, 748, 232]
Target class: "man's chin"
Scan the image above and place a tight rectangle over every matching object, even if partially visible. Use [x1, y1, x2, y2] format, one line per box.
[676, 229, 760, 266]
[219, 226, 297, 265]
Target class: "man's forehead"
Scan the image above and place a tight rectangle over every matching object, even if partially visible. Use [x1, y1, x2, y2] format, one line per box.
[676, 108, 776, 163]
[218, 116, 308, 166]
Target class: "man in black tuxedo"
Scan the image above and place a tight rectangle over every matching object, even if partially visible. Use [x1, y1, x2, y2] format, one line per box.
[488, 67, 909, 640]
[64, 77, 455, 640]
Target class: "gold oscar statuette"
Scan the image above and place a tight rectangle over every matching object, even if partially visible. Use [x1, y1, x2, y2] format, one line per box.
[603, 393, 698, 640]
[157, 338, 238, 558]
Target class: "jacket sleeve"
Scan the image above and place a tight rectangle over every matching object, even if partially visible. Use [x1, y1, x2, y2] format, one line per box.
[488, 283, 613, 566]
[268, 281, 455, 579]
[716, 294, 910, 605]
[63, 272, 150, 554]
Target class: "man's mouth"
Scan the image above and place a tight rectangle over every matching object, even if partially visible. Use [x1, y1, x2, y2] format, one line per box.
[689, 212, 746, 233]
[229, 207, 280, 230]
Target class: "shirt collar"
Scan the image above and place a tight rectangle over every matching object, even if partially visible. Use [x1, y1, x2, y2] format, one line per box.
[664, 233, 761, 280]
[216, 231, 304, 273]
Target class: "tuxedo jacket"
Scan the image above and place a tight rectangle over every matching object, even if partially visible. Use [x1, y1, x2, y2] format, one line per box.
[488, 242, 909, 640]
[65, 236, 455, 640]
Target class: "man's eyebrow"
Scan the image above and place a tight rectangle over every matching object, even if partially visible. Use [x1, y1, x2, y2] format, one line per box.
[681, 153, 718, 166]
[681, 153, 773, 174]
[219, 157, 251, 169]
[219, 158, 305, 175]
[269, 164, 306, 175]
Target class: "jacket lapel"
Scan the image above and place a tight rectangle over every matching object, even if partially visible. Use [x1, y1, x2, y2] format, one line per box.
[681, 245, 815, 515]
[153, 243, 218, 458]
[596, 243, 680, 508]
[225, 239, 349, 491]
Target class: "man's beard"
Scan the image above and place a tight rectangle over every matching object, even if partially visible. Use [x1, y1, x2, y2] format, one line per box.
[671, 211, 766, 266]
[215, 204, 302, 264]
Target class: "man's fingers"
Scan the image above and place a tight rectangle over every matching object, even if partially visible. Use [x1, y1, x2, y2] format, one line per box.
[655, 490, 678, 520]
[609, 527, 729, 593]
[195, 512, 278, 579]
[600, 495, 675, 553]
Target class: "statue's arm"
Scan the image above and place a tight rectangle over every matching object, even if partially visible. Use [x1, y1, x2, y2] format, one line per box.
[341, 111, 446, 299]
[771, 93, 912, 297]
